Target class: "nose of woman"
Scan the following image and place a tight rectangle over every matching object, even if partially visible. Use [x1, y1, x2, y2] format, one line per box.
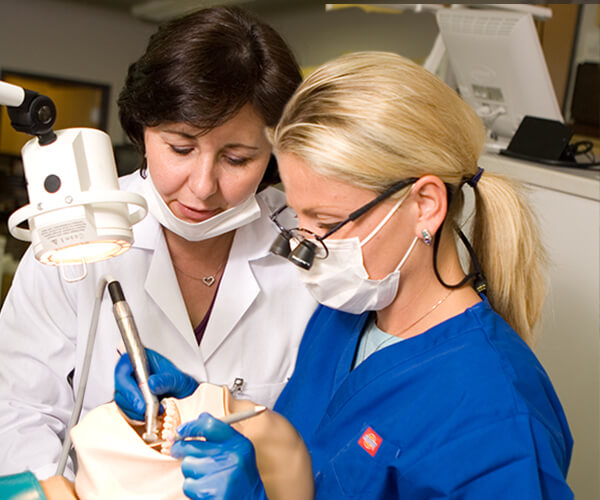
[188, 156, 219, 201]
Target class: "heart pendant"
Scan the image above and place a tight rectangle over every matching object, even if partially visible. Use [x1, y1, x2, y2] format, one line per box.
[202, 276, 215, 287]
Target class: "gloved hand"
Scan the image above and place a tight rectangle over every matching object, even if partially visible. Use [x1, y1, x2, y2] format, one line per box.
[170, 413, 263, 500]
[114, 348, 199, 421]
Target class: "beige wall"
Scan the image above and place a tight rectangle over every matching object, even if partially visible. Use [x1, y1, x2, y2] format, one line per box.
[1, 1, 441, 141]
[2, 2, 597, 140]
[0, 0, 156, 142]
[255, 4, 439, 71]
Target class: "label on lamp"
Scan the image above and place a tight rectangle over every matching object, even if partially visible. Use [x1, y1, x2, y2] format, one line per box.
[38, 217, 98, 249]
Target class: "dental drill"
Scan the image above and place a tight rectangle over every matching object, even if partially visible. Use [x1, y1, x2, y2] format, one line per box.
[108, 280, 161, 443]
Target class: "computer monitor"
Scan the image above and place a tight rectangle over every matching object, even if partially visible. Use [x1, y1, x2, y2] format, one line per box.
[436, 8, 563, 153]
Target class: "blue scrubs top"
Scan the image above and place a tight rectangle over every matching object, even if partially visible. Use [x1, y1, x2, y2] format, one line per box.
[274, 299, 573, 499]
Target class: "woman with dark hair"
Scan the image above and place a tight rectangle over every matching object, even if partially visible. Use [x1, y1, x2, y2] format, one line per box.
[0, 7, 316, 495]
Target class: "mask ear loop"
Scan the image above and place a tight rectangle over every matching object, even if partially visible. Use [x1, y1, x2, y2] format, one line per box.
[360, 189, 418, 275]
[360, 189, 411, 247]
[395, 236, 419, 272]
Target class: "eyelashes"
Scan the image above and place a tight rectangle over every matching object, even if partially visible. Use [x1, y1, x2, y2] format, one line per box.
[317, 222, 341, 231]
[168, 146, 252, 167]
[169, 145, 192, 155]
[223, 156, 251, 166]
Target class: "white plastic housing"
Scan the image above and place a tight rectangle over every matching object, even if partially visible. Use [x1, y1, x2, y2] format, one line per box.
[8, 128, 147, 265]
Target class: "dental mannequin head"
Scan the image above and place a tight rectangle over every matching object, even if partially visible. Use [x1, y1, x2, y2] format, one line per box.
[271, 51, 546, 345]
[71, 384, 313, 500]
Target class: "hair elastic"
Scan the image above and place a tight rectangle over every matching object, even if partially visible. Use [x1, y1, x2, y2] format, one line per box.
[467, 167, 484, 188]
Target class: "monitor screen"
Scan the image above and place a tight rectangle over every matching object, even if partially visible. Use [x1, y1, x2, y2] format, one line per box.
[436, 8, 562, 152]
[0, 70, 110, 156]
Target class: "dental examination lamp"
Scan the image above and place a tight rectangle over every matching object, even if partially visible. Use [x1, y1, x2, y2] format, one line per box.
[0, 80, 147, 277]
[0, 81, 160, 492]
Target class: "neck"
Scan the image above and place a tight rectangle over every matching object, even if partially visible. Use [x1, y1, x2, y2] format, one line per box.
[376, 231, 480, 338]
[164, 228, 235, 271]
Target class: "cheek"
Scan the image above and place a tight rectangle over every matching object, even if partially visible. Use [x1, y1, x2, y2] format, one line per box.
[361, 218, 413, 279]
[146, 146, 187, 198]
[147, 160, 180, 199]
[219, 160, 269, 206]
[362, 242, 404, 280]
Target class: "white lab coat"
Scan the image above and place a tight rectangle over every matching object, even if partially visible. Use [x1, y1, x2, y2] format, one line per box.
[0, 172, 317, 480]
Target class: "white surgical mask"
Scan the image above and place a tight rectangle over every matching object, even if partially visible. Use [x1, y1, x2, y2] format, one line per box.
[141, 173, 261, 241]
[297, 192, 417, 314]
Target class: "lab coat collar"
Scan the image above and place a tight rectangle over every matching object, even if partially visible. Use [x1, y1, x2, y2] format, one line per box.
[200, 188, 283, 361]
[115, 171, 161, 251]
[144, 227, 199, 350]
[131, 207, 162, 250]
[128, 174, 163, 251]
[117, 172, 198, 347]
[129, 181, 284, 361]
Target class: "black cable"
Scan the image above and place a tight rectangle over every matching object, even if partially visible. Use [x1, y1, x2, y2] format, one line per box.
[432, 216, 488, 295]
[569, 140, 594, 156]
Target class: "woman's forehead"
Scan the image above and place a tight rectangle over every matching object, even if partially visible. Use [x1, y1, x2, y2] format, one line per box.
[277, 153, 375, 215]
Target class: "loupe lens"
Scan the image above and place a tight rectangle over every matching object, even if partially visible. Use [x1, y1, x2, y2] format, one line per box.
[269, 231, 292, 258]
[289, 240, 316, 270]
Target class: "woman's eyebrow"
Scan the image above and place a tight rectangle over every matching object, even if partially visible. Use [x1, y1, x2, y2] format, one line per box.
[222, 143, 260, 150]
[160, 129, 262, 150]
[300, 206, 347, 218]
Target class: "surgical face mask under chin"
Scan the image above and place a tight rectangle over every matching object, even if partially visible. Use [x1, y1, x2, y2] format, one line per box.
[141, 173, 261, 241]
[297, 193, 418, 314]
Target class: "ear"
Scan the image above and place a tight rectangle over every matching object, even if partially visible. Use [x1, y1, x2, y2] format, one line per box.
[410, 175, 447, 241]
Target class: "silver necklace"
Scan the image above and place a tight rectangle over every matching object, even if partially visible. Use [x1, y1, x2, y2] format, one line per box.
[173, 259, 227, 287]
[376, 289, 454, 347]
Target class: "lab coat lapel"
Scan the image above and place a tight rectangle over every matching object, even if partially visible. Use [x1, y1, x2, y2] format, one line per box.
[121, 173, 198, 351]
[200, 222, 263, 362]
[144, 229, 198, 350]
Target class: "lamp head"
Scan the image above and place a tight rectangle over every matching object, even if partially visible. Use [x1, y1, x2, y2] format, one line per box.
[8, 128, 147, 273]
[1, 81, 147, 279]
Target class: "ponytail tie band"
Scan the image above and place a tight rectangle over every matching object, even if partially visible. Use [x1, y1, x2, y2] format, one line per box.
[467, 167, 484, 188]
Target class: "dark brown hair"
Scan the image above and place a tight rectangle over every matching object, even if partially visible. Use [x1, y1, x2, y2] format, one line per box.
[118, 6, 301, 187]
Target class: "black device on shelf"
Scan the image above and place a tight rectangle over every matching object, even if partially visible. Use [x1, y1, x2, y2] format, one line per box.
[500, 115, 599, 169]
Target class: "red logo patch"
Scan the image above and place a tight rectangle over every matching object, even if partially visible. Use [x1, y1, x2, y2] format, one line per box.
[358, 427, 382, 457]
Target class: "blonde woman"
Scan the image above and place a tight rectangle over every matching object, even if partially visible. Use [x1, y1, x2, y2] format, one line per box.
[116, 52, 573, 499]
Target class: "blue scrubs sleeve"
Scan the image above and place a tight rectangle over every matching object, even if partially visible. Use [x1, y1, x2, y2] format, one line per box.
[397, 414, 573, 499]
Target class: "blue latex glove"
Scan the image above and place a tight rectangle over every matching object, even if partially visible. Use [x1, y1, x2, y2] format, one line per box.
[170, 413, 263, 500]
[114, 348, 199, 421]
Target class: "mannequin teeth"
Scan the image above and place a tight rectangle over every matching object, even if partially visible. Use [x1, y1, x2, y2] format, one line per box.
[158, 399, 181, 455]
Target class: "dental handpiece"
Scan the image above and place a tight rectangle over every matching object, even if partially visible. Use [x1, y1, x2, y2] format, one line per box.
[108, 280, 161, 443]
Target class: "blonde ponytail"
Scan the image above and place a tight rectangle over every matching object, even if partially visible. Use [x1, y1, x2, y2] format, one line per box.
[471, 173, 547, 346]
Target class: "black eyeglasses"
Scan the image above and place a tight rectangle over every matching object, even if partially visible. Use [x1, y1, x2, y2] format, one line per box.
[269, 177, 418, 270]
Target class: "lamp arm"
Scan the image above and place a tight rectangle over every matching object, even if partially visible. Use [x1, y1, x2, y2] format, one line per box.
[55, 275, 117, 477]
[0, 79, 57, 144]
[0, 81, 26, 107]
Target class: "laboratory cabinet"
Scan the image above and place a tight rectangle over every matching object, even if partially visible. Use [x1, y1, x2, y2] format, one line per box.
[479, 153, 600, 500]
